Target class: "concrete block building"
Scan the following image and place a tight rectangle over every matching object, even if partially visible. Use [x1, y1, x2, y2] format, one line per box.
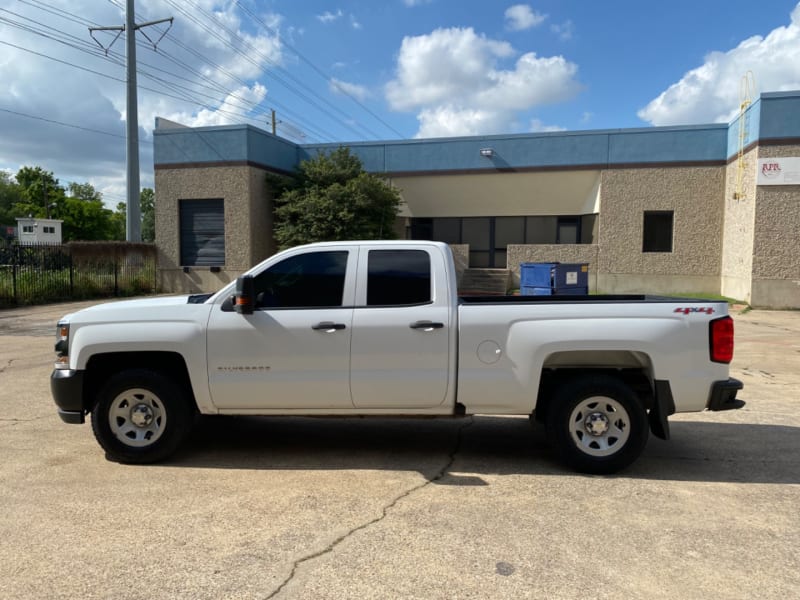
[153, 91, 800, 308]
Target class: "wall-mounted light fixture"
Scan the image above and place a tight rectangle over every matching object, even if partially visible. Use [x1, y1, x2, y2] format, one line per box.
[480, 148, 494, 158]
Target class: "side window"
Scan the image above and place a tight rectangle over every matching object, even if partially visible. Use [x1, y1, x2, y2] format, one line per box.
[367, 250, 431, 306]
[254, 251, 348, 308]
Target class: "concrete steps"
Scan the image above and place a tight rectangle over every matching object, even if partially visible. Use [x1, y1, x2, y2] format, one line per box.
[459, 268, 510, 295]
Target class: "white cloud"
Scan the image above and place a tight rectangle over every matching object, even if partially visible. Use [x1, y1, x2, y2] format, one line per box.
[317, 9, 343, 24]
[551, 20, 574, 41]
[0, 0, 284, 206]
[351, 15, 362, 30]
[164, 84, 268, 128]
[403, 0, 432, 6]
[505, 5, 547, 31]
[530, 119, 566, 132]
[416, 105, 510, 138]
[385, 27, 581, 137]
[330, 78, 370, 102]
[639, 3, 800, 125]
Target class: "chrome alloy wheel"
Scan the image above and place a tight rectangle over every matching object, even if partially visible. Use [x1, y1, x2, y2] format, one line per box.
[108, 388, 167, 447]
[568, 396, 631, 457]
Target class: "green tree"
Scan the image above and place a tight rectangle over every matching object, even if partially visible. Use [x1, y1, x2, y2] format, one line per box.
[11, 166, 64, 219]
[57, 183, 115, 241]
[141, 188, 155, 242]
[0, 171, 22, 228]
[111, 202, 126, 241]
[112, 188, 155, 241]
[271, 147, 401, 249]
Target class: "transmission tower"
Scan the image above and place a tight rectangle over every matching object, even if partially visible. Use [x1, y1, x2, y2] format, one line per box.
[90, 1, 172, 242]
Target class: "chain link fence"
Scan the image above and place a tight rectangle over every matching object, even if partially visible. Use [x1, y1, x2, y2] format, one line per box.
[0, 241, 157, 308]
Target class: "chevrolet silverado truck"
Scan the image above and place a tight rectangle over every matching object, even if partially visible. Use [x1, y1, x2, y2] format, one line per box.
[50, 241, 744, 473]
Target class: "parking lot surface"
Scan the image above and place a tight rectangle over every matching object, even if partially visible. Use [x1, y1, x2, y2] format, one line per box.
[1, 300, 798, 599]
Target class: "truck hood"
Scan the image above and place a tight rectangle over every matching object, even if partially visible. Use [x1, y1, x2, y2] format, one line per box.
[63, 295, 210, 324]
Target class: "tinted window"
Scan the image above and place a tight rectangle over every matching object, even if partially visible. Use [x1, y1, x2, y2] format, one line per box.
[180, 199, 224, 266]
[367, 250, 431, 306]
[580, 214, 597, 244]
[643, 211, 674, 252]
[255, 251, 348, 308]
[525, 216, 558, 244]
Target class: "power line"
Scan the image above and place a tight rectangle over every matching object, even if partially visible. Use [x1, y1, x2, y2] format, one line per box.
[234, 0, 406, 139]
[162, 0, 379, 140]
[0, 107, 152, 143]
[16, 0, 337, 142]
[5, 0, 356, 144]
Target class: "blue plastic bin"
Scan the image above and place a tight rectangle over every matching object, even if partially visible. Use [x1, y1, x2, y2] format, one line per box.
[521, 286, 552, 296]
[520, 263, 556, 288]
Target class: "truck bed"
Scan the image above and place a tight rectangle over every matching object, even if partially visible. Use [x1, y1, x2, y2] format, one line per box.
[458, 294, 718, 304]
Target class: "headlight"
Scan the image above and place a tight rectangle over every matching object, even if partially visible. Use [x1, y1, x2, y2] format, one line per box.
[55, 321, 70, 367]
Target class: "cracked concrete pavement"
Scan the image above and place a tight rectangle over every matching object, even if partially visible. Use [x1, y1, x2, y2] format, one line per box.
[0, 299, 798, 599]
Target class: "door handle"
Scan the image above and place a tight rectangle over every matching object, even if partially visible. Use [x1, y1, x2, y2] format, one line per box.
[312, 321, 346, 332]
[409, 320, 444, 331]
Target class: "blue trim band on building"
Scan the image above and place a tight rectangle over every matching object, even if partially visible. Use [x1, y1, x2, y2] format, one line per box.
[153, 91, 800, 175]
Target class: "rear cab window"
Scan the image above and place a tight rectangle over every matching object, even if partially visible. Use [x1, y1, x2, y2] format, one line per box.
[366, 249, 431, 306]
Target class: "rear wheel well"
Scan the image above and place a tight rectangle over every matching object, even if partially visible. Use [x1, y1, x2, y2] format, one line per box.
[534, 368, 653, 424]
[83, 352, 195, 413]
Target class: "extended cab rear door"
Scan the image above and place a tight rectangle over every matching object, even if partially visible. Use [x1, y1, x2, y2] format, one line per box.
[349, 244, 454, 409]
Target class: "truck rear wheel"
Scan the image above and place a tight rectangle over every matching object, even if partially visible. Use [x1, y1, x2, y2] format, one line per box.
[91, 369, 194, 464]
[546, 375, 648, 474]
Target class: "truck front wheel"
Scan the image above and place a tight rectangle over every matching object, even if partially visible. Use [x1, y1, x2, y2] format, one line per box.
[546, 375, 649, 474]
[91, 369, 194, 464]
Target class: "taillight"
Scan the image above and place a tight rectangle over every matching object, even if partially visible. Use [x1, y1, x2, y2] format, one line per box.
[710, 316, 734, 363]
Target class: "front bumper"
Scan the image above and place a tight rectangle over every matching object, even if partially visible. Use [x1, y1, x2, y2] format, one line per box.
[707, 378, 745, 411]
[50, 369, 86, 424]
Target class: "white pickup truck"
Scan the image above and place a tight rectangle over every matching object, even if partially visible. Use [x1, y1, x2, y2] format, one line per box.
[51, 241, 743, 473]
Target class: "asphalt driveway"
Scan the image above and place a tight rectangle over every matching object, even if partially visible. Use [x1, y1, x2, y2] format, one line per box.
[0, 300, 798, 599]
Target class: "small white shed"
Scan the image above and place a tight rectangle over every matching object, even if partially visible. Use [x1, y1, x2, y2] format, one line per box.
[16, 217, 64, 245]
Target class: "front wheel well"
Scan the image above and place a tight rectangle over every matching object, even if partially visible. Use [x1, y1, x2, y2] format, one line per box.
[533, 368, 653, 424]
[83, 352, 195, 413]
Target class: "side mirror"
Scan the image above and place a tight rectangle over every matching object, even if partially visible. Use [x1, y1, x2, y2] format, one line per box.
[235, 275, 255, 315]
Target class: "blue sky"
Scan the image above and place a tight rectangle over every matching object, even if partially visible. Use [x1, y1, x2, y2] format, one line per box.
[1, 0, 800, 204]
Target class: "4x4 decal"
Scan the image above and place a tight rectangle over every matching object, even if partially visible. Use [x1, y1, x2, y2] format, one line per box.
[674, 307, 715, 315]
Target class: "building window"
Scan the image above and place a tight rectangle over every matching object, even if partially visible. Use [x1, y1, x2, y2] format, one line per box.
[43, 226, 55, 234]
[367, 249, 431, 306]
[643, 211, 673, 253]
[22, 225, 34, 233]
[556, 217, 579, 244]
[179, 199, 225, 266]
[409, 215, 597, 268]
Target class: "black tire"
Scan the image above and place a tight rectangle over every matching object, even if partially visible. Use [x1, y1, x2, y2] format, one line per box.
[546, 374, 649, 474]
[91, 369, 194, 464]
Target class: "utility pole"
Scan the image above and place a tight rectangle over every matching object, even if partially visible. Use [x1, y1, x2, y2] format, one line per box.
[271, 109, 277, 135]
[90, 1, 172, 242]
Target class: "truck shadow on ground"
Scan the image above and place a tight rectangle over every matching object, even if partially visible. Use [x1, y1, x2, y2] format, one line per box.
[170, 414, 800, 485]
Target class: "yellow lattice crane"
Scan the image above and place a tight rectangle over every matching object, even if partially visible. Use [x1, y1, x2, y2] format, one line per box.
[734, 71, 756, 200]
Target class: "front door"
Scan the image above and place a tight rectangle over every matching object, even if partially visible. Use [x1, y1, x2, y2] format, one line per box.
[206, 248, 357, 410]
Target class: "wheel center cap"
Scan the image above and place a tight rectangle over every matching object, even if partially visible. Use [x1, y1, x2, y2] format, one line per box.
[584, 411, 610, 436]
[130, 404, 154, 427]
